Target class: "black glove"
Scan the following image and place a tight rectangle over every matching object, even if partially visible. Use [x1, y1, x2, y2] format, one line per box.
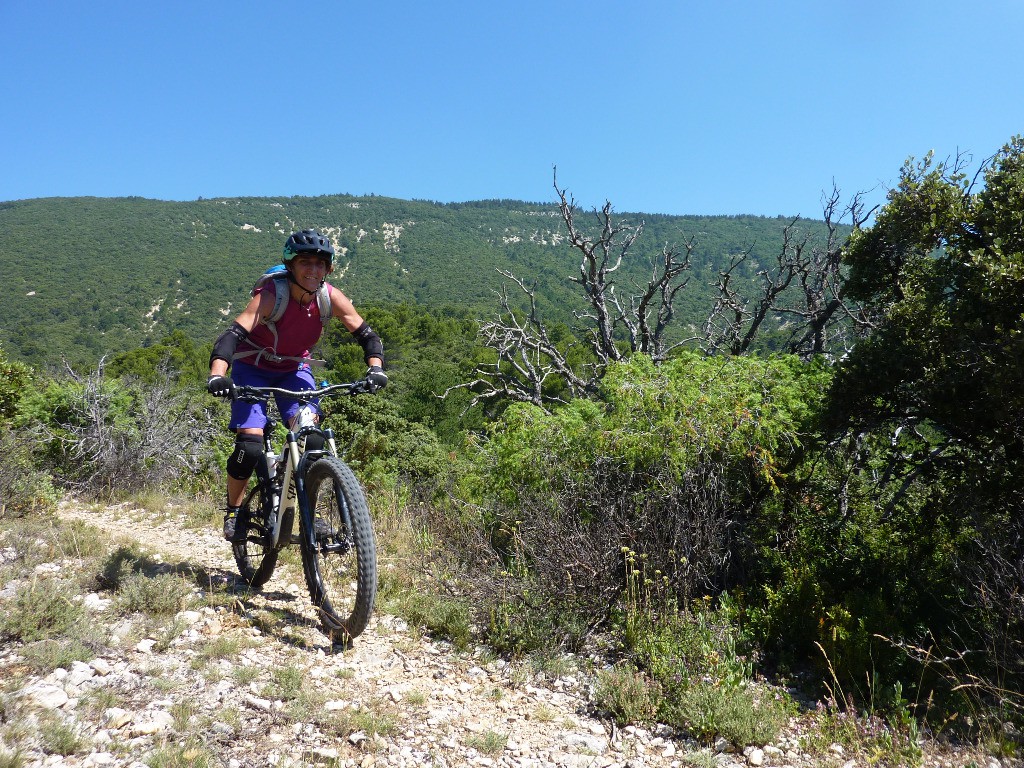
[206, 375, 234, 398]
[365, 365, 388, 393]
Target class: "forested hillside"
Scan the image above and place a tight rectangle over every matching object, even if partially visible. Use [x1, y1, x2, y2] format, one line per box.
[1, 193, 825, 366]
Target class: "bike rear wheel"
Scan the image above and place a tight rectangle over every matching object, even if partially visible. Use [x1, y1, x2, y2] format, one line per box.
[300, 456, 377, 642]
[232, 482, 279, 589]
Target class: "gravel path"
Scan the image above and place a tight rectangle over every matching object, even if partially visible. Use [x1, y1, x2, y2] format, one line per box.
[0, 499, 1006, 768]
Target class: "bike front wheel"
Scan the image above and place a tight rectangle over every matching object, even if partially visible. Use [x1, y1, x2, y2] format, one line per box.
[300, 456, 377, 642]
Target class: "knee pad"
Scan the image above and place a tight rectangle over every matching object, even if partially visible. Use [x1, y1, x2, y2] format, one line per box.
[227, 434, 264, 481]
[304, 433, 325, 453]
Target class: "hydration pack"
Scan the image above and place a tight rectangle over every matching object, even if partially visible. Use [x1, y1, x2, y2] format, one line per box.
[234, 265, 331, 367]
[253, 264, 331, 327]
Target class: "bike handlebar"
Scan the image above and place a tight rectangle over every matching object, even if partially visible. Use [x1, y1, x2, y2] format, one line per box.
[231, 379, 375, 403]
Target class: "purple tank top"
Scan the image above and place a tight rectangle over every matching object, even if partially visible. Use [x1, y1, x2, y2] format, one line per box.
[239, 282, 332, 371]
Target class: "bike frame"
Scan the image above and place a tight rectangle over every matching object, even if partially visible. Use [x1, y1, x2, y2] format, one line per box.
[234, 382, 367, 549]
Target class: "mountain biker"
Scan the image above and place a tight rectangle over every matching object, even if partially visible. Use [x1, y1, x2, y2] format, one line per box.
[206, 228, 387, 541]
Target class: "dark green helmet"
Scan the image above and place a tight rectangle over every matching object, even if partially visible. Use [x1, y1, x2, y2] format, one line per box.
[283, 229, 334, 265]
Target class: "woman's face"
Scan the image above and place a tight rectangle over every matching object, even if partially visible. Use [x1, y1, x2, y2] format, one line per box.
[288, 254, 330, 292]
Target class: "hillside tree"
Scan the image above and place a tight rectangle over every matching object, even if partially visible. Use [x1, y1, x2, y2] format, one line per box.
[826, 137, 1024, 707]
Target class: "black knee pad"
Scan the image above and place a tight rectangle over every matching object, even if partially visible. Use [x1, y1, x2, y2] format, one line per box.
[227, 434, 264, 481]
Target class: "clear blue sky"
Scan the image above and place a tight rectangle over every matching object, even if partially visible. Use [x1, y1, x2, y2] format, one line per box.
[2, 1, 1022, 217]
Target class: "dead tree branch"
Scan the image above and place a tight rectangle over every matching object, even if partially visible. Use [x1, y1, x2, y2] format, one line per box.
[446, 172, 696, 410]
[703, 185, 877, 360]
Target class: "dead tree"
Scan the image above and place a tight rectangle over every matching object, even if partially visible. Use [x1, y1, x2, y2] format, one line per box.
[558, 180, 695, 365]
[454, 273, 594, 408]
[780, 186, 877, 358]
[447, 175, 695, 410]
[450, 178, 876, 410]
[702, 233, 801, 357]
[703, 185, 876, 360]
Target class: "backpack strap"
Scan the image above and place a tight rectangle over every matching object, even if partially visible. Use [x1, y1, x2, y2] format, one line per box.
[231, 274, 331, 368]
[232, 347, 327, 368]
[266, 275, 291, 323]
[315, 284, 331, 327]
[243, 275, 291, 364]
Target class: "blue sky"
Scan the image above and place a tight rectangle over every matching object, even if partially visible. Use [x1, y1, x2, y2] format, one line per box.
[2, 1, 1022, 218]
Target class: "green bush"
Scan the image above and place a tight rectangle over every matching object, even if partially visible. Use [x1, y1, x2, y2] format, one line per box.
[0, 344, 32, 420]
[322, 391, 459, 499]
[37, 713, 86, 756]
[20, 363, 221, 498]
[483, 588, 592, 659]
[594, 663, 662, 726]
[0, 580, 86, 643]
[0, 424, 58, 518]
[625, 600, 752, 696]
[115, 571, 193, 616]
[466, 352, 829, 647]
[97, 544, 157, 590]
[664, 680, 791, 746]
[20, 638, 96, 673]
[377, 569, 473, 650]
[616, 593, 791, 746]
[740, 425, 986, 707]
[0, 348, 58, 518]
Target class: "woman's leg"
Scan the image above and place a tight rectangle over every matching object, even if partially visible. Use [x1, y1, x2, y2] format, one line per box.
[223, 363, 271, 540]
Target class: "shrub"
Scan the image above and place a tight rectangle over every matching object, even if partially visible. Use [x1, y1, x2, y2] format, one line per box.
[483, 587, 592, 659]
[0, 344, 31, 420]
[0, 579, 86, 643]
[20, 638, 96, 673]
[664, 680, 791, 747]
[0, 424, 58, 519]
[464, 730, 507, 757]
[25, 361, 221, 497]
[115, 571, 193, 616]
[322, 392, 459, 500]
[594, 663, 662, 726]
[144, 742, 213, 768]
[53, 518, 108, 560]
[37, 714, 86, 756]
[377, 569, 473, 650]
[468, 352, 828, 645]
[97, 544, 158, 590]
[617, 585, 792, 746]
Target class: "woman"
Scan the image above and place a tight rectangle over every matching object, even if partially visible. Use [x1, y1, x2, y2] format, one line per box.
[206, 228, 386, 540]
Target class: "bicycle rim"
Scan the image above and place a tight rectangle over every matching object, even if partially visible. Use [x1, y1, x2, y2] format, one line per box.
[232, 482, 279, 589]
[300, 456, 377, 642]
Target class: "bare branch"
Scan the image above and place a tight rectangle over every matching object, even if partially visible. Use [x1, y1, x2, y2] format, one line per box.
[703, 185, 877, 360]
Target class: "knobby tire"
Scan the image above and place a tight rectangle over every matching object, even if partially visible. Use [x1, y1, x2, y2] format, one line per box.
[232, 481, 279, 589]
[300, 456, 377, 643]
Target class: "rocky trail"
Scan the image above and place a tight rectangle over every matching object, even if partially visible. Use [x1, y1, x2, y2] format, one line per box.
[1, 500, 1007, 768]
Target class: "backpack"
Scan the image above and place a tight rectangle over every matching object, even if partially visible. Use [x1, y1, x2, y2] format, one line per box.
[234, 265, 332, 367]
[253, 264, 331, 327]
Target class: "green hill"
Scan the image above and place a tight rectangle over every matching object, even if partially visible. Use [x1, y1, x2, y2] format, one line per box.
[0, 194, 833, 366]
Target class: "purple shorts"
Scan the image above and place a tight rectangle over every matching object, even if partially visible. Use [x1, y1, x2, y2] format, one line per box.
[229, 361, 320, 431]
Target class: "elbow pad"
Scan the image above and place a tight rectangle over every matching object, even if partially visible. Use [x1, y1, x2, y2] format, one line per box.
[210, 322, 250, 367]
[352, 321, 384, 364]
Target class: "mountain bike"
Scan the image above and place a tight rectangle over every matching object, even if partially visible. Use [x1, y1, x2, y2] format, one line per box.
[229, 380, 377, 643]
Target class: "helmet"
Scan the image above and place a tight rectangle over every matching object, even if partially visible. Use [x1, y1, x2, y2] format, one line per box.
[283, 229, 335, 265]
